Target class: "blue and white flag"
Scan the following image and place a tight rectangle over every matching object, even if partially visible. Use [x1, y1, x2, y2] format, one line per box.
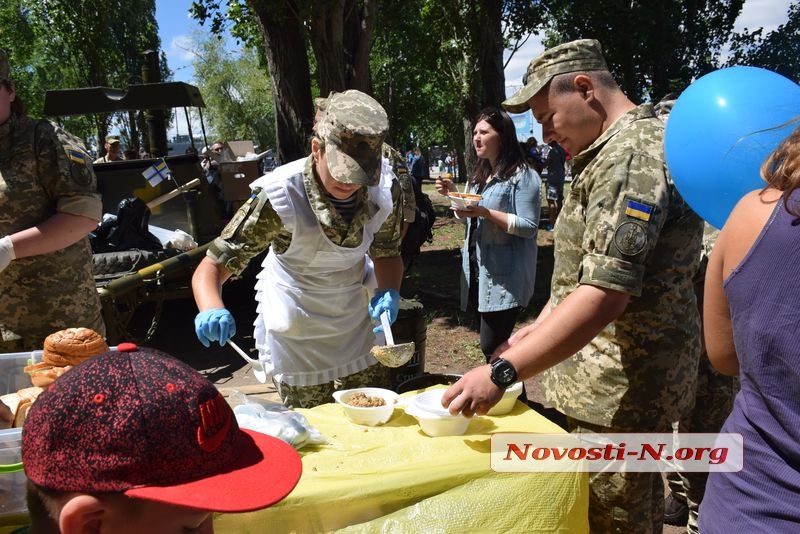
[142, 158, 170, 187]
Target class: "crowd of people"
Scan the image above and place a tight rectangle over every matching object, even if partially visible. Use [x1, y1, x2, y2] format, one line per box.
[0, 33, 798, 533]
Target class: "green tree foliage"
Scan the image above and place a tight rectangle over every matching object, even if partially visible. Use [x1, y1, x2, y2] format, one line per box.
[192, 32, 276, 150]
[372, 0, 545, 176]
[540, 0, 745, 102]
[190, 0, 544, 166]
[0, 0, 162, 149]
[726, 2, 800, 80]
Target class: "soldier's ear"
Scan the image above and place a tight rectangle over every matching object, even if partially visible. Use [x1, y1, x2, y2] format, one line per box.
[311, 137, 321, 162]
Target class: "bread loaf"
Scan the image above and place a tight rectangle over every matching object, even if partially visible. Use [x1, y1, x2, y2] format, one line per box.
[23, 362, 73, 387]
[43, 327, 109, 367]
[0, 386, 44, 428]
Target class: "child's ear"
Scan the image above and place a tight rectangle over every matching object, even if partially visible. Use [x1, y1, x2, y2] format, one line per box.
[311, 137, 321, 161]
[59, 494, 104, 534]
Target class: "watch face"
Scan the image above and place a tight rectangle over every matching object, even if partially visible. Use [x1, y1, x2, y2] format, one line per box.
[492, 359, 517, 386]
[498, 366, 515, 382]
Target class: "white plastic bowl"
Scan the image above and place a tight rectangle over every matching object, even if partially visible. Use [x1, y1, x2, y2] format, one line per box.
[332, 387, 399, 426]
[486, 381, 524, 416]
[448, 192, 482, 211]
[405, 389, 470, 437]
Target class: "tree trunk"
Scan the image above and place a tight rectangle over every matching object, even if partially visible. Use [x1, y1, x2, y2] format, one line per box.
[309, 0, 377, 96]
[478, 0, 505, 107]
[251, 1, 314, 163]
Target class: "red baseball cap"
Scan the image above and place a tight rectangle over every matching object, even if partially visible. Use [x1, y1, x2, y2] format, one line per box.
[22, 343, 302, 512]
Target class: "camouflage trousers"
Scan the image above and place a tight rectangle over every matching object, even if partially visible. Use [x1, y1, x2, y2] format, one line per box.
[273, 363, 392, 409]
[666, 355, 739, 533]
[567, 416, 673, 534]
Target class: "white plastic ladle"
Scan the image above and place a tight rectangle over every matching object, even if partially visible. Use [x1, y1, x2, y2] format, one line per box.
[380, 310, 395, 345]
[228, 340, 268, 383]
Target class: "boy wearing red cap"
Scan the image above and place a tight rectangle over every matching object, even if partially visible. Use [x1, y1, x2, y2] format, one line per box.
[20, 343, 302, 533]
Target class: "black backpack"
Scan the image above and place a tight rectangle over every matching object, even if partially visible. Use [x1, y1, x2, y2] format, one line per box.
[91, 197, 163, 253]
[401, 179, 436, 264]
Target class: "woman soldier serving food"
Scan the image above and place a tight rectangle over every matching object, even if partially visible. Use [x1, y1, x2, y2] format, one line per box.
[192, 90, 405, 409]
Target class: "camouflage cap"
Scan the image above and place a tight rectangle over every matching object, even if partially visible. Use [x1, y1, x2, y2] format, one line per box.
[317, 90, 388, 186]
[0, 50, 9, 81]
[502, 39, 608, 114]
[106, 135, 120, 144]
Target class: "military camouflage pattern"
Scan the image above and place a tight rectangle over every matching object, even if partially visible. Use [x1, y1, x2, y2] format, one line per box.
[540, 103, 704, 429]
[209, 156, 403, 276]
[273, 362, 392, 409]
[666, 223, 738, 534]
[383, 143, 416, 223]
[0, 114, 105, 350]
[0, 50, 8, 81]
[667, 356, 738, 533]
[317, 90, 388, 186]
[569, 417, 667, 533]
[502, 39, 608, 114]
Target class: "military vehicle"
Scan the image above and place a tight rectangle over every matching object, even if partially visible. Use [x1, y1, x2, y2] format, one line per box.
[43, 81, 230, 344]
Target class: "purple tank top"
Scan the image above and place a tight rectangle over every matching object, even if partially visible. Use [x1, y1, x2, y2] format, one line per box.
[699, 189, 800, 532]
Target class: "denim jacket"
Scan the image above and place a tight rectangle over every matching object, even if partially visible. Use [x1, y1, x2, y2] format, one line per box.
[460, 165, 541, 312]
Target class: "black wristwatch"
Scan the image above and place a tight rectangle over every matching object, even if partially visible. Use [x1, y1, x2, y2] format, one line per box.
[490, 358, 518, 388]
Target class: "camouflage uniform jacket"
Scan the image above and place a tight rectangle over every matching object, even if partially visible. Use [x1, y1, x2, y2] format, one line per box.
[209, 156, 403, 276]
[0, 114, 104, 349]
[540, 104, 704, 429]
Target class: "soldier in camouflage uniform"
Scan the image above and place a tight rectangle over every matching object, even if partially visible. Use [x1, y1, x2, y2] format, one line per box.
[442, 39, 703, 533]
[193, 90, 404, 409]
[0, 49, 105, 352]
[383, 143, 416, 239]
[664, 224, 739, 533]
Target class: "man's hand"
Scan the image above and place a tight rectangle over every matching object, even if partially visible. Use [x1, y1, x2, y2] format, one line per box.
[194, 308, 236, 347]
[441, 365, 504, 418]
[0, 236, 15, 274]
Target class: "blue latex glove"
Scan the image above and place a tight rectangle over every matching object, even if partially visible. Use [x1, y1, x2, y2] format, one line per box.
[369, 289, 400, 334]
[194, 308, 236, 347]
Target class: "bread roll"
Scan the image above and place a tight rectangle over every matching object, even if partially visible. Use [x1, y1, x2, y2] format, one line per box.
[43, 327, 108, 367]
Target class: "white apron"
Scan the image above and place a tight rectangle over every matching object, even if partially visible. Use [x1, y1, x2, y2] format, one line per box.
[252, 158, 394, 386]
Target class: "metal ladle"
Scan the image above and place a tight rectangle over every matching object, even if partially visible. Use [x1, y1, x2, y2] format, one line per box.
[228, 340, 268, 383]
[370, 310, 415, 368]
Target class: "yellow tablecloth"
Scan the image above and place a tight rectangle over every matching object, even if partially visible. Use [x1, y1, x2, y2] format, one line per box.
[215, 389, 589, 533]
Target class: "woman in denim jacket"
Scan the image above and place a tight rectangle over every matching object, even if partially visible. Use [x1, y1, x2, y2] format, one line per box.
[436, 107, 541, 362]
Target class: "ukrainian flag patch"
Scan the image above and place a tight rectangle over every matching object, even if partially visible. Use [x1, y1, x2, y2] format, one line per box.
[67, 149, 87, 165]
[625, 199, 653, 222]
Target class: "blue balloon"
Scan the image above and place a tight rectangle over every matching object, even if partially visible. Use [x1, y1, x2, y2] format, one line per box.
[665, 66, 800, 229]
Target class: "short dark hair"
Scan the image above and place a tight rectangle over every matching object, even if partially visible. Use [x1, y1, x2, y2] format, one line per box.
[550, 70, 618, 96]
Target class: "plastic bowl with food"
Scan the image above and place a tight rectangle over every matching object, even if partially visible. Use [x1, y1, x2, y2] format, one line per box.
[486, 381, 524, 416]
[448, 192, 482, 211]
[404, 389, 470, 437]
[332, 387, 399, 426]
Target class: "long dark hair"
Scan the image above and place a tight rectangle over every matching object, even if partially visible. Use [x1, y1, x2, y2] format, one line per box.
[471, 107, 527, 186]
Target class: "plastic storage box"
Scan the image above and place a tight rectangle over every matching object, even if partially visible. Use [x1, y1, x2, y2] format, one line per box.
[0, 350, 40, 528]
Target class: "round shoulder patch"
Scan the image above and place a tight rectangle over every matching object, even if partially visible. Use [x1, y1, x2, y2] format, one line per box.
[613, 221, 648, 256]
